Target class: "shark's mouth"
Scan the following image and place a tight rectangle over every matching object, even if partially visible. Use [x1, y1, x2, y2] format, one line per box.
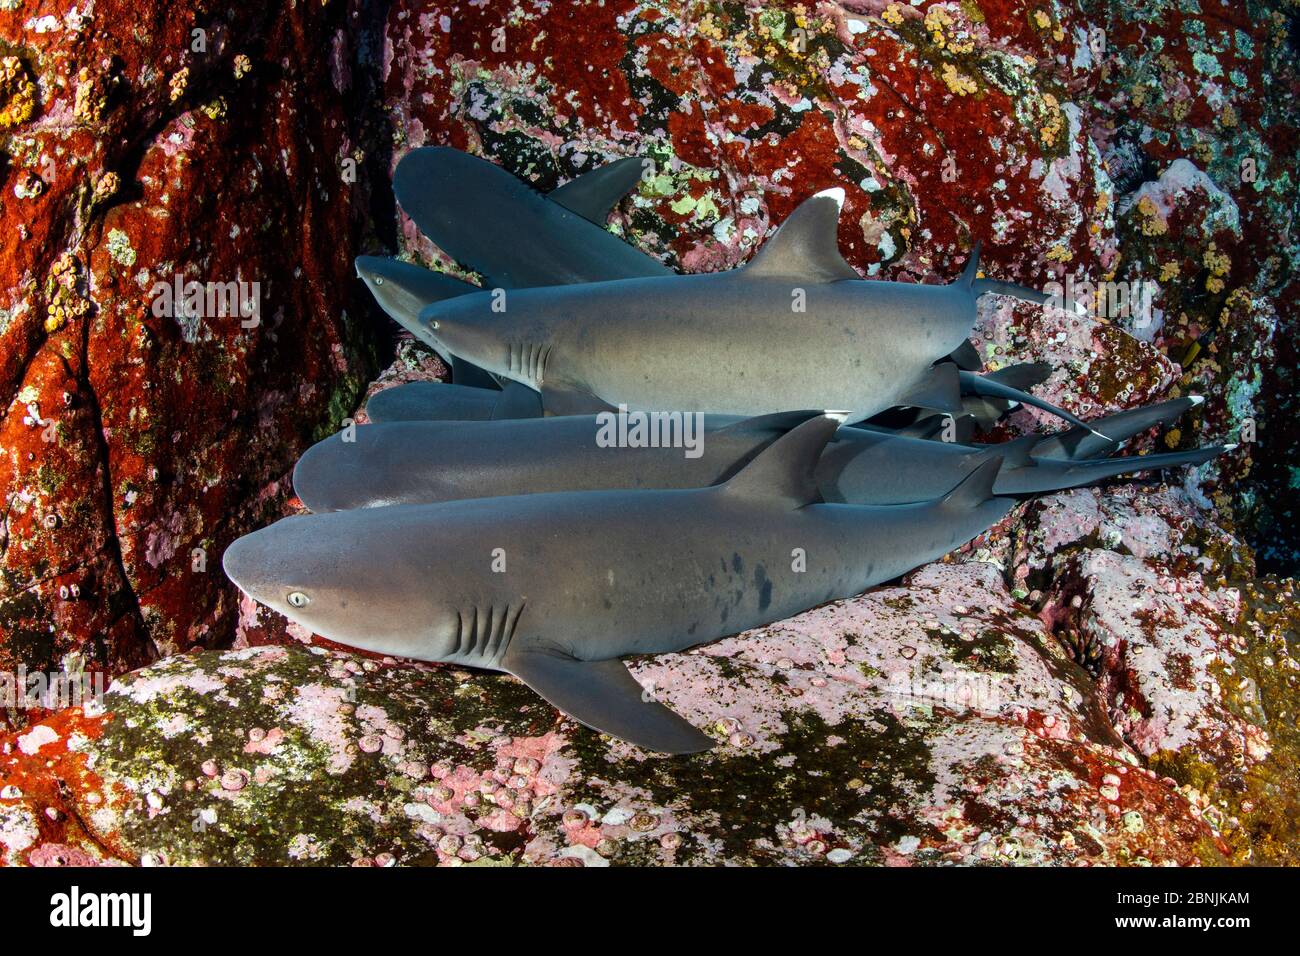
[507, 342, 553, 385]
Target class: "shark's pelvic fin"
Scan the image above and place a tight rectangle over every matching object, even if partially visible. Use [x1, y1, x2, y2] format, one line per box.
[722, 414, 841, 507]
[502, 647, 714, 755]
[547, 157, 646, 226]
[743, 189, 860, 282]
[539, 381, 618, 416]
[897, 362, 965, 415]
[947, 340, 983, 370]
[983, 361, 1052, 391]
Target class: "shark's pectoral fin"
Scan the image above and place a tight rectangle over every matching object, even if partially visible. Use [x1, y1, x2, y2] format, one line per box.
[897, 362, 964, 415]
[491, 380, 545, 419]
[502, 646, 715, 755]
[450, 356, 503, 391]
[540, 381, 617, 416]
[548, 157, 646, 225]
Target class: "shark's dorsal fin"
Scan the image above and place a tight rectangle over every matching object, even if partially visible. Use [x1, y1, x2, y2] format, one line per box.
[743, 189, 860, 282]
[721, 414, 842, 507]
[977, 434, 1038, 469]
[548, 157, 646, 225]
[941, 456, 1002, 511]
[715, 410, 826, 435]
[502, 646, 714, 754]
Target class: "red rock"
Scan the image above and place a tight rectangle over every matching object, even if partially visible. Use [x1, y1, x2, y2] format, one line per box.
[0, 0, 379, 714]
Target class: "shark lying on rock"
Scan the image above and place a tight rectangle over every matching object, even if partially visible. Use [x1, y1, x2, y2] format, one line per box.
[226, 416, 1014, 754]
[414, 188, 1103, 429]
[294, 401, 1224, 513]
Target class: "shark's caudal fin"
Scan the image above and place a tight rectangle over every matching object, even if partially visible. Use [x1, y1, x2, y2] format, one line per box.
[743, 189, 860, 282]
[971, 278, 1051, 305]
[957, 369, 1109, 437]
[722, 413, 844, 507]
[1060, 446, 1229, 484]
[1031, 397, 1202, 460]
[501, 647, 714, 754]
[994, 444, 1230, 497]
[547, 157, 647, 225]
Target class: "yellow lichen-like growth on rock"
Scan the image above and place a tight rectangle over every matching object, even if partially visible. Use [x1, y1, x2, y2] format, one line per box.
[43, 253, 92, 334]
[0, 55, 37, 128]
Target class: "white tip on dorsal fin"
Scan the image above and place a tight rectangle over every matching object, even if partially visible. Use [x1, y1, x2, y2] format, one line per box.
[743, 191, 860, 282]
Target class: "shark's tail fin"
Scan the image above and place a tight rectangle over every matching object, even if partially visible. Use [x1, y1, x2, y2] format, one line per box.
[971, 278, 1051, 305]
[1031, 396, 1202, 461]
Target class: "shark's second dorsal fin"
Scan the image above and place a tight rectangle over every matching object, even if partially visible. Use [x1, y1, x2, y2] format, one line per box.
[743, 189, 860, 282]
[722, 414, 842, 507]
[548, 157, 646, 225]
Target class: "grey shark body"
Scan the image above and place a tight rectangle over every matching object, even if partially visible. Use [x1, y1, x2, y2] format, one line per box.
[293, 405, 1224, 513]
[393, 147, 672, 289]
[421, 189, 988, 420]
[227, 417, 1013, 753]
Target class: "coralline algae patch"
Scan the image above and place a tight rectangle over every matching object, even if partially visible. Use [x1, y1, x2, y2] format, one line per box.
[382, 0, 1112, 282]
[1, 567, 1232, 867]
[0, 0, 381, 690]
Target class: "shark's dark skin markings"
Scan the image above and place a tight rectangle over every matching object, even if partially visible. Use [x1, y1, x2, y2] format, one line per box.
[293, 409, 1226, 514]
[226, 417, 1016, 754]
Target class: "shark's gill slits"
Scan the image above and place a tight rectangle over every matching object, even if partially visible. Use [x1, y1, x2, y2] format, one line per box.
[453, 603, 526, 663]
[508, 343, 553, 384]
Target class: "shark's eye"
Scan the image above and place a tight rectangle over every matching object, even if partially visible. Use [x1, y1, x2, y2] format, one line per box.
[374, 277, 384, 285]
[287, 591, 310, 608]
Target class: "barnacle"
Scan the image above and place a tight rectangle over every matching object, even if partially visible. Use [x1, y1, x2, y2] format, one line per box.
[169, 67, 190, 103]
[0, 55, 36, 128]
[43, 253, 92, 333]
[940, 63, 977, 96]
[1136, 195, 1168, 236]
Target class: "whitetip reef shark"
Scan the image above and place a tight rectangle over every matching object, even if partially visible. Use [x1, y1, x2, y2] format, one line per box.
[413, 187, 1103, 429]
[292, 400, 1225, 513]
[226, 416, 1015, 753]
